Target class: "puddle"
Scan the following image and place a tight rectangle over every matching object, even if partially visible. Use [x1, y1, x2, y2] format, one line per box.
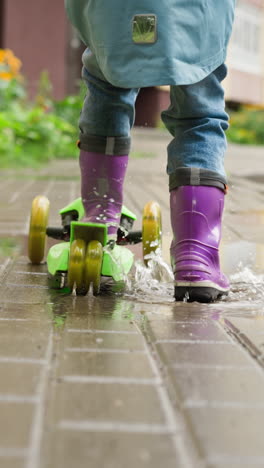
[1, 234, 263, 314]
[45, 291, 149, 328]
[124, 241, 264, 309]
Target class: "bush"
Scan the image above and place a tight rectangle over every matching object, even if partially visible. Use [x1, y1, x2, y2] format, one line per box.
[227, 107, 264, 145]
[0, 49, 82, 168]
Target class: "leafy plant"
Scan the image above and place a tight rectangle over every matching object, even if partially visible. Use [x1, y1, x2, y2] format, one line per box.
[53, 80, 85, 125]
[0, 84, 78, 167]
[227, 107, 264, 145]
[0, 50, 82, 168]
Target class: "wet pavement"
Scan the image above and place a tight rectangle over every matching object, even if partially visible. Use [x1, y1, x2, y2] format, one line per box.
[0, 128, 264, 468]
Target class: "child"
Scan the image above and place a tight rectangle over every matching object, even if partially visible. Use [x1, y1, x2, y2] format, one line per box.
[65, 0, 236, 302]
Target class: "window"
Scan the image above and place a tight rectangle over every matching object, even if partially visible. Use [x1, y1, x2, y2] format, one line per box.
[228, 0, 262, 74]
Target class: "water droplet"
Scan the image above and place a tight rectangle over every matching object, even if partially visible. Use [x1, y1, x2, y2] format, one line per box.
[183, 292, 190, 303]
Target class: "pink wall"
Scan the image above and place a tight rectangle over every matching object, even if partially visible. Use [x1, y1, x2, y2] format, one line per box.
[3, 0, 68, 99]
[247, 0, 264, 7]
[228, 68, 263, 105]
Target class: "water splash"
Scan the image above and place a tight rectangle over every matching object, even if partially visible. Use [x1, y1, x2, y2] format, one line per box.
[183, 291, 190, 303]
[124, 256, 264, 307]
[125, 250, 174, 303]
[103, 243, 128, 283]
[208, 263, 264, 318]
[102, 239, 264, 308]
[228, 265, 264, 304]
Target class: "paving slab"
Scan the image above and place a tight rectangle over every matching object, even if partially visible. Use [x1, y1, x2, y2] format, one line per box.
[0, 459, 26, 468]
[186, 406, 264, 461]
[49, 432, 180, 468]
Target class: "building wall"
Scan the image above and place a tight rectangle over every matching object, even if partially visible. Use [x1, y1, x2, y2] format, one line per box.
[224, 0, 264, 105]
[0, 0, 4, 47]
[3, 0, 68, 99]
[2, 0, 264, 108]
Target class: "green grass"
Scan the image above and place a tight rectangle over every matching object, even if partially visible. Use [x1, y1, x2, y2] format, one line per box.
[130, 151, 156, 159]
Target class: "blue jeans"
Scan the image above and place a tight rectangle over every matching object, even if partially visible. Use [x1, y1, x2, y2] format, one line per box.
[79, 63, 229, 190]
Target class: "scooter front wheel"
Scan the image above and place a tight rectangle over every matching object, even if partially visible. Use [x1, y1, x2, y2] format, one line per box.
[68, 239, 86, 294]
[28, 195, 50, 264]
[142, 201, 162, 265]
[84, 240, 103, 296]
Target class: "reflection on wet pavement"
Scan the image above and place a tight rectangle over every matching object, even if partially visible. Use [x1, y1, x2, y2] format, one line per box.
[1, 236, 263, 312]
[0, 245, 264, 467]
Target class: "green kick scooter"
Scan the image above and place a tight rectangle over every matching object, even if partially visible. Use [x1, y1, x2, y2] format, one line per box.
[28, 196, 162, 295]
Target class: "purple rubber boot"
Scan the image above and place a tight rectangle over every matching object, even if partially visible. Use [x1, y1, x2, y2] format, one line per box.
[79, 150, 128, 237]
[170, 185, 230, 302]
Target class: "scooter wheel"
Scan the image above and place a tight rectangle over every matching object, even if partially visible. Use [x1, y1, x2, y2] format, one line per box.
[84, 240, 103, 296]
[68, 239, 86, 294]
[142, 201, 162, 265]
[28, 195, 50, 264]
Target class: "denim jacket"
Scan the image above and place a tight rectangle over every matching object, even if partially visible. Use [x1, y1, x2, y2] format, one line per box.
[65, 0, 235, 88]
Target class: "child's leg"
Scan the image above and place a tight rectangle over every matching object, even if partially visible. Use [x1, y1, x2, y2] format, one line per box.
[78, 67, 139, 236]
[162, 63, 229, 188]
[161, 64, 230, 302]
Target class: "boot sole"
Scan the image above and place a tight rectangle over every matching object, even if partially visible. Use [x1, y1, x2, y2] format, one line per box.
[174, 286, 229, 303]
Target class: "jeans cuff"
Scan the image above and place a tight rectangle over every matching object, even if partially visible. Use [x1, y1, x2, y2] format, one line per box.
[169, 167, 227, 192]
[78, 134, 131, 155]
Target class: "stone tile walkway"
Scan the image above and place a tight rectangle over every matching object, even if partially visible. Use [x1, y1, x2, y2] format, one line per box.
[0, 129, 263, 467]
